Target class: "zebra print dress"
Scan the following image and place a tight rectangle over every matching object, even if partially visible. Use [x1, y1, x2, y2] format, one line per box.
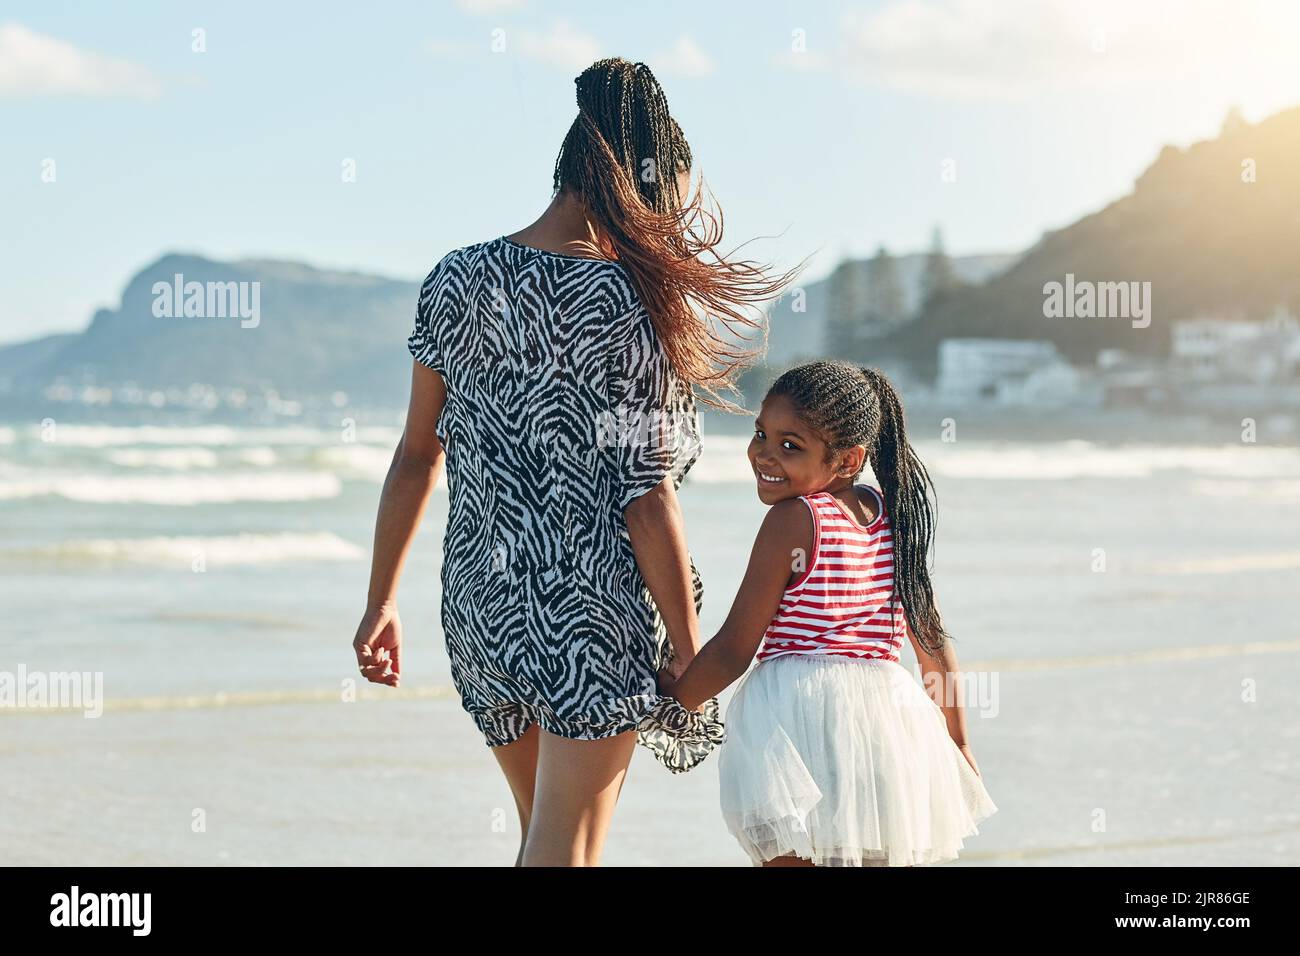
[406, 235, 725, 773]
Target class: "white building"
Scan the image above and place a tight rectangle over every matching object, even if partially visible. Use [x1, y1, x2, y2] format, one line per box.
[937, 338, 1064, 402]
[1171, 307, 1299, 382]
[995, 362, 1102, 408]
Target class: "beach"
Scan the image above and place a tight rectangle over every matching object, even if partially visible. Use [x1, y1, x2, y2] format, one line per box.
[2, 421, 1299, 865]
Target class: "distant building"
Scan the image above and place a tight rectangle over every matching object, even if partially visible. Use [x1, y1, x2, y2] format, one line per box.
[1171, 307, 1299, 383]
[937, 339, 1063, 401]
[996, 362, 1102, 408]
[1096, 348, 1131, 370]
[1093, 349, 1168, 406]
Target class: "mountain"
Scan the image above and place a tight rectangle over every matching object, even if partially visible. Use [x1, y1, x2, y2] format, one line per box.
[0, 332, 79, 378]
[887, 105, 1300, 377]
[761, 251, 1017, 368]
[0, 253, 421, 414]
[10, 98, 1297, 421]
[0, 246, 1014, 419]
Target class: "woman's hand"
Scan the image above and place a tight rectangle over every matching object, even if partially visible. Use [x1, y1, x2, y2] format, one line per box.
[353, 603, 402, 687]
[663, 651, 693, 681]
[956, 743, 981, 777]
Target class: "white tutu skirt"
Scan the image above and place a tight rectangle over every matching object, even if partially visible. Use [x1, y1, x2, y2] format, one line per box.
[719, 654, 998, 867]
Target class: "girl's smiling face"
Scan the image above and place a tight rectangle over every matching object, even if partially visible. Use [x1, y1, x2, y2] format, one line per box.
[748, 393, 865, 504]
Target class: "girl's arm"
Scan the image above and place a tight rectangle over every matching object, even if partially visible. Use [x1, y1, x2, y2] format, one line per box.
[352, 360, 447, 684]
[668, 498, 812, 711]
[906, 615, 982, 774]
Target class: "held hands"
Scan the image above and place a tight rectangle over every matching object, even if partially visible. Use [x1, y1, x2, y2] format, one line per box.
[662, 652, 691, 682]
[656, 656, 705, 714]
[353, 603, 402, 687]
[655, 667, 680, 698]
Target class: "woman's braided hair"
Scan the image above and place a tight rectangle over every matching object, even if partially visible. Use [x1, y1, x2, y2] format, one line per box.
[767, 360, 951, 657]
[552, 57, 806, 410]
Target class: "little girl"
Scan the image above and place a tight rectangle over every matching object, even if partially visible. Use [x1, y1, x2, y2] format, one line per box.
[660, 360, 998, 867]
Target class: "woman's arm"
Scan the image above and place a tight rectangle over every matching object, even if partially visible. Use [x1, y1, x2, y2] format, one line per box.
[667, 498, 811, 710]
[624, 477, 701, 670]
[352, 360, 447, 685]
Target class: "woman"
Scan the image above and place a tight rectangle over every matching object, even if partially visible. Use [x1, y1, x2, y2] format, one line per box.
[352, 57, 802, 866]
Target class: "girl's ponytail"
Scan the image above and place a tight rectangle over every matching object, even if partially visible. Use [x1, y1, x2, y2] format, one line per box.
[859, 367, 951, 657]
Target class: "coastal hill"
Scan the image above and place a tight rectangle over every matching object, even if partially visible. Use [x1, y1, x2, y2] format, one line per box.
[762, 250, 1017, 368]
[886, 105, 1300, 376]
[4, 102, 1296, 415]
[0, 244, 1013, 413]
[0, 247, 1009, 416]
[0, 254, 421, 411]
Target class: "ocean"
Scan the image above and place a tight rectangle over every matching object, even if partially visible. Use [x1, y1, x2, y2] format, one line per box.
[2, 419, 1298, 865]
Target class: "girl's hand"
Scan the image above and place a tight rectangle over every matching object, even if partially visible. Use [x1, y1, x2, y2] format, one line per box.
[656, 668, 679, 697]
[353, 603, 402, 687]
[956, 743, 981, 777]
[656, 668, 705, 714]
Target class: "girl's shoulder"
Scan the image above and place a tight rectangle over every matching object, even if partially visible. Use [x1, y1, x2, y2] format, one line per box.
[799, 489, 836, 504]
[853, 484, 887, 525]
[799, 487, 887, 535]
[795, 489, 838, 515]
[755, 497, 819, 591]
[755, 496, 817, 555]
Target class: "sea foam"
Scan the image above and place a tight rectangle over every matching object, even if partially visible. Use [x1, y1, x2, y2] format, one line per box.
[6, 532, 364, 567]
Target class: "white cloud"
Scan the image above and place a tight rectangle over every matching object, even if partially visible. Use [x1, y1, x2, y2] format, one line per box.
[0, 22, 162, 99]
[426, 24, 712, 80]
[786, 0, 1300, 107]
[455, 0, 528, 14]
[652, 36, 716, 78]
[838, 0, 1156, 98]
[428, 19, 602, 70]
[423, 20, 600, 69]
[769, 48, 830, 73]
[512, 19, 603, 71]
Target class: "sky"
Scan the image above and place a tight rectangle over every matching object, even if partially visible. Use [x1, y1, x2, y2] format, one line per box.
[5, 0, 1300, 345]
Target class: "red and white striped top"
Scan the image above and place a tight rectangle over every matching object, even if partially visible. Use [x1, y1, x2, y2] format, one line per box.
[756, 486, 906, 664]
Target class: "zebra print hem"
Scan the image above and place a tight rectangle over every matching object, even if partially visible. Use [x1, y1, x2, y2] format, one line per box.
[635, 694, 726, 775]
[469, 693, 725, 774]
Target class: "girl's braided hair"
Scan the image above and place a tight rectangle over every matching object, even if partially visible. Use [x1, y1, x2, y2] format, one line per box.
[767, 360, 951, 656]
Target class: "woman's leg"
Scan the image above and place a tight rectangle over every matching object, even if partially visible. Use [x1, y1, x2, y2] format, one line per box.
[521, 727, 638, 866]
[489, 723, 540, 867]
